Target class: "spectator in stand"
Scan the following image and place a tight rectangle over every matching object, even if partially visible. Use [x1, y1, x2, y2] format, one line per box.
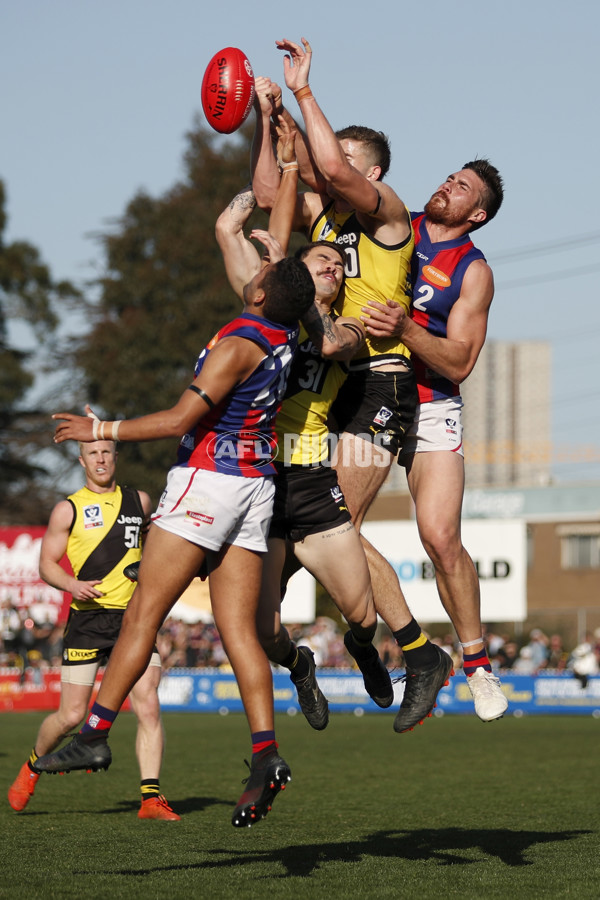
[543, 634, 569, 672]
[524, 629, 550, 672]
[0, 598, 22, 660]
[494, 641, 519, 670]
[512, 645, 537, 675]
[568, 633, 599, 688]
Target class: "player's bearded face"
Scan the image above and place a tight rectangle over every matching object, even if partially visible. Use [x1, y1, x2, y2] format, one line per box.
[425, 190, 480, 228]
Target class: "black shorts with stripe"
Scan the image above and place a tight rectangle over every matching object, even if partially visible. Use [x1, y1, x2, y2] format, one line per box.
[330, 367, 418, 457]
[268, 464, 351, 543]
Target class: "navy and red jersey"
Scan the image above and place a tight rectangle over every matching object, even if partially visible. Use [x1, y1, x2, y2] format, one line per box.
[410, 212, 485, 403]
[176, 313, 298, 477]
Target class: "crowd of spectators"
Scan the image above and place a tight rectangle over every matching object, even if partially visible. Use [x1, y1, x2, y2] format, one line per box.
[2, 595, 600, 683]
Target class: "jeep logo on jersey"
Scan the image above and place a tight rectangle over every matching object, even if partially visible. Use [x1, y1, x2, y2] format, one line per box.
[208, 431, 277, 469]
[82, 504, 103, 529]
[422, 265, 451, 289]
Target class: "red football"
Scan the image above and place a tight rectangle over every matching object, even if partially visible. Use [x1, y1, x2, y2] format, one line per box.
[201, 47, 255, 134]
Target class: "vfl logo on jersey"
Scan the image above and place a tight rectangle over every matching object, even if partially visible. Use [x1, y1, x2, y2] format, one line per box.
[422, 265, 451, 289]
[83, 504, 104, 529]
[316, 219, 335, 240]
[373, 406, 393, 427]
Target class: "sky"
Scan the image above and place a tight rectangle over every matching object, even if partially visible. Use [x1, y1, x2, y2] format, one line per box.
[2, 0, 600, 483]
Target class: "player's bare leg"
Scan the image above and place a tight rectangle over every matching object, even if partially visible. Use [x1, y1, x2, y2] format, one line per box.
[33, 527, 206, 774]
[209, 542, 274, 734]
[209, 541, 291, 827]
[257, 537, 329, 730]
[407, 450, 507, 721]
[295, 520, 394, 708]
[34, 681, 95, 756]
[332, 432, 392, 529]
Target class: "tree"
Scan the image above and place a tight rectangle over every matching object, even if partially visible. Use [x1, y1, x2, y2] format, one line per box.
[0, 180, 82, 523]
[71, 120, 269, 500]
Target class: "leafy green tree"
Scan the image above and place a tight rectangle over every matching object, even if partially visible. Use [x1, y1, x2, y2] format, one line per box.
[72, 120, 269, 500]
[0, 180, 82, 523]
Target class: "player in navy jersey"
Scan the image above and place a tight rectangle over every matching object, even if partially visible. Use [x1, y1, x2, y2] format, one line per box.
[362, 160, 508, 722]
[33, 221, 316, 827]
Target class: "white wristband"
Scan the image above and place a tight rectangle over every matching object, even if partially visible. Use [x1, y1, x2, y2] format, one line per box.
[92, 418, 100, 440]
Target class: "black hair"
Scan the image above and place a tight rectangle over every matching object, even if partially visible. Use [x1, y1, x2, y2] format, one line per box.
[462, 159, 504, 231]
[262, 257, 315, 326]
[294, 241, 346, 265]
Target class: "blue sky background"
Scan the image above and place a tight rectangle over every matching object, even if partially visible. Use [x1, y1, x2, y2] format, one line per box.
[2, 0, 599, 482]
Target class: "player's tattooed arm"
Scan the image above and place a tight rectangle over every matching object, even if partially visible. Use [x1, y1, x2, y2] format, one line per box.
[227, 185, 257, 222]
[216, 185, 261, 301]
[301, 305, 365, 361]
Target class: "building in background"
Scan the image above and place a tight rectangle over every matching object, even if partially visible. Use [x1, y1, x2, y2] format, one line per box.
[461, 340, 552, 487]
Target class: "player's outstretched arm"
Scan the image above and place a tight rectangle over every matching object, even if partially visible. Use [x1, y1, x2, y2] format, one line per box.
[215, 186, 262, 301]
[270, 80, 327, 192]
[250, 76, 282, 211]
[53, 338, 266, 445]
[265, 116, 298, 255]
[277, 37, 408, 231]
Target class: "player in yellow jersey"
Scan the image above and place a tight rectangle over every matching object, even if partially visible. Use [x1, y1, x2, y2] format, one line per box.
[8, 441, 180, 820]
[251, 49, 453, 730]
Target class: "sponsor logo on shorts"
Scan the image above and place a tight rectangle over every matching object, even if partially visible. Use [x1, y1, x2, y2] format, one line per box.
[207, 431, 277, 470]
[83, 504, 104, 529]
[445, 417, 458, 436]
[65, 648, 98, 662]
[373, 406, 393, 427]
[185, 511, 215, 527]
[422, 265, 451, 289]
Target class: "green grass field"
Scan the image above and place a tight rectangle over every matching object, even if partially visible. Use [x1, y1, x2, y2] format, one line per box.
[2, 711, 599, 899]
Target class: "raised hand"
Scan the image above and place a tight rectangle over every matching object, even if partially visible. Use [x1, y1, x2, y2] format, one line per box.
[275, 37, 312, 93]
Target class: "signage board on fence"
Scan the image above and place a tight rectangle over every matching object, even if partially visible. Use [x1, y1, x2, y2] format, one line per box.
[362, 519, 527, 623]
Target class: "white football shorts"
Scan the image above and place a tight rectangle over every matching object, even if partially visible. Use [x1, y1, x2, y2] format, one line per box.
[151, 466, 275, 553]
[398, 397, 464, 465]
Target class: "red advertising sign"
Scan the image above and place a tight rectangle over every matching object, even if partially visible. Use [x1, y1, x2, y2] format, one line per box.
[0, 527, 70, 624]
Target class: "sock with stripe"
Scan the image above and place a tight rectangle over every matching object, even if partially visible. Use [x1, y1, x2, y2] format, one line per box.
[393, 618, 439, 669]
[251, 730, 277, 756]
[140, 779, 161, 801]
[463, 648, 492, 676]
[81, 702, 118, 734]
[283, 643, 310, 680]
[28, 748, 40, 773]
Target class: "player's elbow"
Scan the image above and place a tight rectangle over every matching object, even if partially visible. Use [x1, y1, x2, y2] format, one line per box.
[251, 181, 275, 212]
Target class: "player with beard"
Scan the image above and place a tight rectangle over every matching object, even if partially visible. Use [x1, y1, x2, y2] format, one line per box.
[362, 160, 509, 722]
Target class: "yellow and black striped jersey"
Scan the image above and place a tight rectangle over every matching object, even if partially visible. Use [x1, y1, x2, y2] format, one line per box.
[310, 202, 414, 368]
[275, 322, 348, 465]
[67, 485, 144, 612]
